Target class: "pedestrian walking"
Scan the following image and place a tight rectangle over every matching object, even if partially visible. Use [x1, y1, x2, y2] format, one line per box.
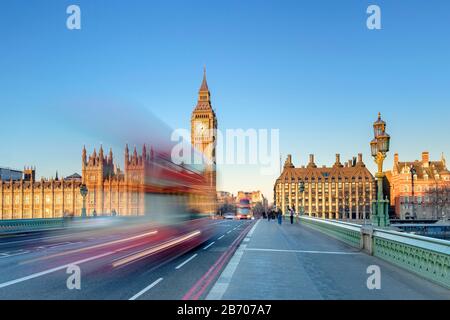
[277, 207, 282, 225]
[289, 207, 294, 224]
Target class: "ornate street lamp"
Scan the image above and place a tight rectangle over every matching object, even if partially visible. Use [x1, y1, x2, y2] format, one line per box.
[80, 184, 88, 218]
[410, 165, 417, 219]
[299, 181, 305, 216]
[370, 113, 391, 227]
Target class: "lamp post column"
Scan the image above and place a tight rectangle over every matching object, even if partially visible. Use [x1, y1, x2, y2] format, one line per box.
[370, 113, 391, 228]
[80, 184, 88, 218]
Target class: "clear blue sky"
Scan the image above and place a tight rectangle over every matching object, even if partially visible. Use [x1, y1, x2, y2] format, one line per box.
[1, 0, 449, 201]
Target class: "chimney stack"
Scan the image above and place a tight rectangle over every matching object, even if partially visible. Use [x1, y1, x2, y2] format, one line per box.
[307, 154, 317, 168]
[284, 154, 294, 169]
[357, 153, 363, 163]
[422, 151, 430, 167]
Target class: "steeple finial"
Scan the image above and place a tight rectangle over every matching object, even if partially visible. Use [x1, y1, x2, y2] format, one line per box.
[442, 152, 446, 167]
[199, 66, 209, 92]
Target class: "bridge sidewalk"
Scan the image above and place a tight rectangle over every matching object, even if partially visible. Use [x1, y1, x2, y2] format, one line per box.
[206, 218, 450, 300]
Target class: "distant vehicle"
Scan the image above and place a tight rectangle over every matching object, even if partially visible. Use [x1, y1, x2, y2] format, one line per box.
[236, 198, 252, 220]
[223, 213, 235, 220]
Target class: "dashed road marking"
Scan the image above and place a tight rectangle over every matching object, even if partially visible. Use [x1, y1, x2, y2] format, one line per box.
[175, 254, 198, 270]
[203, 242, 215, 250]
[129, 278, 163, 300]
[217, 235, 225, 240]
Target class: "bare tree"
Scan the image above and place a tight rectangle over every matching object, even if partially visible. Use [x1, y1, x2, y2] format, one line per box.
[423, 185, 450, 220]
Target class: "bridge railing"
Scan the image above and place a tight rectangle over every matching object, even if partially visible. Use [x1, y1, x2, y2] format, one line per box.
[299, 215, 362, 248]
[0, 218, 66, 233]
[299, 215, 450, 289]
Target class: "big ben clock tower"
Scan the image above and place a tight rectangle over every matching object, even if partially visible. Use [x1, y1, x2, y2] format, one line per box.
[191, 68, 217, 211]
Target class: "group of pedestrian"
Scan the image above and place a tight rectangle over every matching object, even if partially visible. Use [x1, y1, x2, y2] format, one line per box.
[267, 206, 296, 225]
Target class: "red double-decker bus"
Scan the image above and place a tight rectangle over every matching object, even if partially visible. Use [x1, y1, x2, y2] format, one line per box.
[236, 198, 252, 220]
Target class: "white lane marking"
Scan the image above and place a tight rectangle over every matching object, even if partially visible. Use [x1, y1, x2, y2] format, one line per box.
[129, 278, 163, 301]
[226, 230, 232, 234]
[207, 219, 261, 300]
[244, 248, 361, 255]
[112, 230, 201, 268]
[0, 251, 114, 289]
[0, 251, 30, 259]
[175, 254, 198, 270]
[0, 234, 73, 246]
[217, 235, 225, 240]
[203, 242, 215, 250]
[46, 242, 74, 249]
[246, 221, 258, 237]
[26, 230, 158, 264]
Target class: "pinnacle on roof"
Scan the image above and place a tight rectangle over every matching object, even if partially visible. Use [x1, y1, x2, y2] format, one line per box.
[199, 66, 209, 92]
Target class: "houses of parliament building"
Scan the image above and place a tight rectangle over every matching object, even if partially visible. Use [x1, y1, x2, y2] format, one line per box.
[0, 71, 218, 219]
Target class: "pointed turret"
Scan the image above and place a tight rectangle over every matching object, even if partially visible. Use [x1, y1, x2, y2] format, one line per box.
[108, 148, 113, 165]
[124, 144, 129, 168]
[142, 144, 147, 159]
[82, 145, 87, 165]
[133, 146, 138, 163]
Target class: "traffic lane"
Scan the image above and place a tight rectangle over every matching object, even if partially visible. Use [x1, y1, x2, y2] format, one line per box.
[0, 219, 212, 284]
[0, 219, 244, 299]
[130, 220, 252, 300]
[0, 221, 154, 253]
[0, 219, 242, 299]
[0, 223, 166, 284]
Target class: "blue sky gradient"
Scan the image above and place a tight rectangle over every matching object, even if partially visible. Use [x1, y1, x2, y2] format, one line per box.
[1, 0, 449, 200]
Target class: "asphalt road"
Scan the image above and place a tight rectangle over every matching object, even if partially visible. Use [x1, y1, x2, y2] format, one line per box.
[0, 218, 253, 300]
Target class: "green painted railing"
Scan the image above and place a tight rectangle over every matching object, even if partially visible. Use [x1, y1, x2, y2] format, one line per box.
[299, 216, 361, 248]
[299, 215, 450, 289]
[372, 229, 450, 289]
[0, 218, 66, 233]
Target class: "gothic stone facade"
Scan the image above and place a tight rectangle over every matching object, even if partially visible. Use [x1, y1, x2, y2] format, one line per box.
[0, 145, 153, 219]
[275, 154, 376, 220]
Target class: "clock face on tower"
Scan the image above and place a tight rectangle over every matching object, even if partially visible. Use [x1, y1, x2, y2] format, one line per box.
[194, 120, 209, 138]
[195, 121, 205, 136]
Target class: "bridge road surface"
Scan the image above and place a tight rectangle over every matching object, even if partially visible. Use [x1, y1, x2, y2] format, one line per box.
[0, 219, 252, 300]
[207, 219, 450, 300]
